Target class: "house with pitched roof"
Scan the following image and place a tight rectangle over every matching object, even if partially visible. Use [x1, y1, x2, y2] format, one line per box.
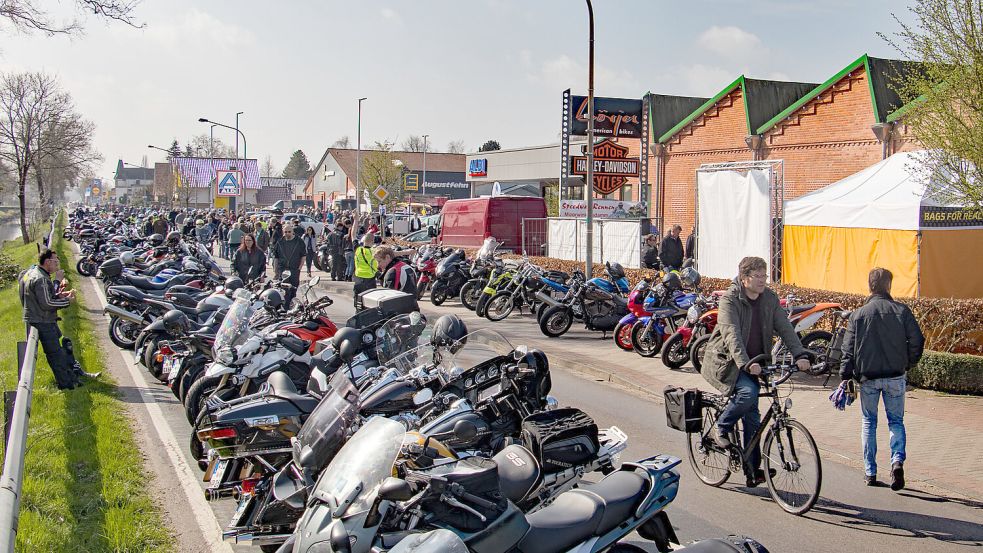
[113, 160, 155, 204]
[168, 157, 261, 209]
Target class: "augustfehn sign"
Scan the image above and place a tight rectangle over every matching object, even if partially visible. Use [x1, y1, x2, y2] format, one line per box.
[570, 139, 639, 195]
[571, 96, 644, 138]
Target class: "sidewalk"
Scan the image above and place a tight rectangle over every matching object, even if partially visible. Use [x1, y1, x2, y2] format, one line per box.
[307, 270, 983, 502]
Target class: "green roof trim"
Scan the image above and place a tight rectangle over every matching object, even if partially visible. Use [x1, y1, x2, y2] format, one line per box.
[886, 93, 926, 123]
[755, 54, 868, 135]
[864, 56, 880, 123]
[658, 76, 745, 143]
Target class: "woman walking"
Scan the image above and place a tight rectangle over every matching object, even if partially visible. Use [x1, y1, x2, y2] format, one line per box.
[302, 226, 317, 277]
[232, 233, 267, 283]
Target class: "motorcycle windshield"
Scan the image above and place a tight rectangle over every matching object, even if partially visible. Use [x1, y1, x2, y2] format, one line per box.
[389, 530, 470, 553]
[309, 416, 405, 515]
[435, 253, 461, 277]
[445, 329, 515, 378]
[376, 313, 432, 368]
[212, 296, 255, 355]
[292, 370, 360, 470]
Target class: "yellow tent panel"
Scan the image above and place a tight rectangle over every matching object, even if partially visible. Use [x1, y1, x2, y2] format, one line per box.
[919, 229, 983, 298]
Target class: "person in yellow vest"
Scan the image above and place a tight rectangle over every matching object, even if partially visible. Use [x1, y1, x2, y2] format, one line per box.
[351, 220, 378, 307]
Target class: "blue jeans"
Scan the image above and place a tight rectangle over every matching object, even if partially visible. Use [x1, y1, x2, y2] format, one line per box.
[344, 251, 354, 279]
[717, 371, 761, 472]
[859, 375, 907, 477]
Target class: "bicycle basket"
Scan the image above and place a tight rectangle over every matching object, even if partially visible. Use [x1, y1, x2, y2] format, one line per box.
[663, 386, 702, 432]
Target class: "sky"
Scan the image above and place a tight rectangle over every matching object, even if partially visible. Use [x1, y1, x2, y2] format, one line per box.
[1, 0, 916, 183]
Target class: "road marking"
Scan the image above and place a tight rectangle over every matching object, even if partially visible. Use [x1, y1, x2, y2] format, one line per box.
[84, 266, 235, 553]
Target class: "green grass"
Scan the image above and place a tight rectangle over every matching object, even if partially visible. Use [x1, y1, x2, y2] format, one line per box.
[0, 217, 173, 552]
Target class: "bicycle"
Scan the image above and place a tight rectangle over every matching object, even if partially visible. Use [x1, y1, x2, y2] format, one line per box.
[686, 354, 822, 515]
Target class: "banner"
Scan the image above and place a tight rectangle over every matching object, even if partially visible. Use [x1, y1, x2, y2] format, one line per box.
[919, 206, 983, 228]
[569, 139, 639, 195]
[559, 198, 648, 219]
[570, 96, 644, 138]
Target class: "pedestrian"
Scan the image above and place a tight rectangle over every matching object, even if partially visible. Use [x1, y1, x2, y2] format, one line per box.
[373, 245, 418, 297]
[302, 225, 317, 277]
[840, 267, 924, 490]
[641, 234, 660, 270]
[152, 214, 168, 236]
[659, 224, 684, 270]
[326, 222, 346, 281]
[218, 218, 230, 259]
[232, 233, 266, 283]
[255, 222, 271, 253]
[342, 222, 355, 281]
[19, 250, 90, 390]
[685, 228, 696, 260]
[271, 225, 306, 306]
[699, 256, 812, 487]
[351, 230, 378, 307]
[227, 222, 244, 255]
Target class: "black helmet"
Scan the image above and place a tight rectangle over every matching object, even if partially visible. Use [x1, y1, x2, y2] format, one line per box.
[680, 267, 701, 289]
[148, 233, 164, 247]
[259, 288, 284, 310]
[166, 231, 181, 245]
[661, 271, 682, 291]
[606, 262, 625, 280]
[432, 314, 468, 354]
[161, 309, 189, 335]
[223, 277, 244, 293]
[331, 327, 362, 363]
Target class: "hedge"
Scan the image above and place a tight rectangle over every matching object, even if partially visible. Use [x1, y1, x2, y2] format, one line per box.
[909, 351, 983, 395]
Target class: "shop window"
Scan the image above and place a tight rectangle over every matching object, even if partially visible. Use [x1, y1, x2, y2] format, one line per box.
[620, 184, 633, 201]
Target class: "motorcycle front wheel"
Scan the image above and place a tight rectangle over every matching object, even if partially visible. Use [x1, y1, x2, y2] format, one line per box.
[660, 331, 690, 370]
[76, 258, 97, 277]
[108, 316, 140, 349]
[430, 282, 449, 306]
[475, 293, 492, 318]
[539, 306, 574, 337]
[689, 334, 712, 372]
[485, 292, 515, 322]
[459, 279, 484, 311]
[416, 280, 429, 300]
[630, 322, 663, 357]
[613, 322, 634, 351]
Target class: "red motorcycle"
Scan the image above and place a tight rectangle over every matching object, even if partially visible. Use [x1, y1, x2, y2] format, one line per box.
[660, 292, 721, 369]
[613, 278, 653, 351]
[413, 244, 443, 300]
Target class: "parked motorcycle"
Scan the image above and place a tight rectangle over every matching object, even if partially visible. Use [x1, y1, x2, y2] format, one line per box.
[430, 248, 470, 306]
[538, 262, 631, 338]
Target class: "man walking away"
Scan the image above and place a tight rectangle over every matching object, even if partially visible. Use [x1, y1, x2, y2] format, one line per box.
[19, 250, 87, 390]
[271, 226, 306, 306]
[840, 267, 924, 490]
[327, 223, 346, 281]
[659, 225, 684, 270]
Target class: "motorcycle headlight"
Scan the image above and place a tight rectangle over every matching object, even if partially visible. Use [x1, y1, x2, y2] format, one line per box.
[686, 306, 700, 324]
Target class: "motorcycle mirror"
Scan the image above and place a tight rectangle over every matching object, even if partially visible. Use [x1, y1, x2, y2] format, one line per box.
[377, 477, 414, 501]
[513, 345, 528, 361]
[282, 270, 292, 280]
[310, 275, 321, 286]
[453, 420, 478, 442]
[412, 388, 434, 406]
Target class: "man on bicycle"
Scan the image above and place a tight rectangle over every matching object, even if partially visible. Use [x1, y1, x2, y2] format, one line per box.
[700, 256, 812, 486]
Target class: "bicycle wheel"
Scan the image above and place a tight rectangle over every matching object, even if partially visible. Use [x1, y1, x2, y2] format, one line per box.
[686, 401, 731, 487]
[762, 419, 822, 515]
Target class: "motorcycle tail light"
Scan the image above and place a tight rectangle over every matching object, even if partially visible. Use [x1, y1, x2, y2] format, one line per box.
[198, 427, 236, 441]
[159, 344, 174, 355]
[241, 477, 260, 495]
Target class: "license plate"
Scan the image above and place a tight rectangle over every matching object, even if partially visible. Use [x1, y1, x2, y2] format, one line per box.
[163, 356, 181, 379]
[229, 496, 253, 528]
[205, 459, 228, 486]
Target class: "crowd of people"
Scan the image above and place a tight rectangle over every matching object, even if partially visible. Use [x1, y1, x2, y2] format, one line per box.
[641, 224, 696, 271]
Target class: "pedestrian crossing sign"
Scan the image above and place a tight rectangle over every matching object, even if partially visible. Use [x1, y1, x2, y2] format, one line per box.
[404, 173, 419, 191]
[216, 170, 243, 196]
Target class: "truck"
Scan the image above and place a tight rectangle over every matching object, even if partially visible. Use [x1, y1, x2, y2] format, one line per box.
[434, 196, 547, 253]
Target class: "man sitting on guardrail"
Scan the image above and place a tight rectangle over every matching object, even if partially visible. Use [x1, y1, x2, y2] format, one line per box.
[18, 250, 83, 390]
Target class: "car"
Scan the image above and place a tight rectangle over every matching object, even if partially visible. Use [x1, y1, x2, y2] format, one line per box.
[402, 227, 432, 244]
[282, 212, 324, 236]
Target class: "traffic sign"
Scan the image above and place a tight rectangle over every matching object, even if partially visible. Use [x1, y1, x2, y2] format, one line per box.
[216, 170, 243, 197]
[91, 186, 100, 195]
[373, 187, 389, 202]
[404, 173, 419, 191]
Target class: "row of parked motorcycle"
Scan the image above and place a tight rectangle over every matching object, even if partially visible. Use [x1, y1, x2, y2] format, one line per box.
[412, 238, 840, 371]
[65, 210, 770, 553]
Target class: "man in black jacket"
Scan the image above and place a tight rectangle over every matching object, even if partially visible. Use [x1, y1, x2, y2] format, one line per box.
[272, 226, 306, 307]
[659, 225, 684, 269]
[641, 234, 660, 269]
[840, 267, 924, 490]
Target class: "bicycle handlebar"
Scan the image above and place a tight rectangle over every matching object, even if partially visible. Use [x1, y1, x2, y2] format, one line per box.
[742, 354, 803, 386]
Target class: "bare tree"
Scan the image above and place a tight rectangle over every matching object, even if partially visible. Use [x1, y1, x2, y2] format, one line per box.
[446, 139, 467, 154]
[261, 155, 278, 177]
[331, 135, 351, 148]
[1, 0, 143, 36]
[400, 135, 431, 153]
[0, 71, 100, 242]
[188, 133, 234, 158]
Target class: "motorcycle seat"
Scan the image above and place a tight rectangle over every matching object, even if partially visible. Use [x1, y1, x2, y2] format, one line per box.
[124, 273, 189, 290]
[518, 470, 649, 553]
[267, 372, 318, 413]
[789, 303, 816, 316]
[109, 285, 168, 301]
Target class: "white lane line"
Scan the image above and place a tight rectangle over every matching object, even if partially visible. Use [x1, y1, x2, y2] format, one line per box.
[85, 271, 235, 553]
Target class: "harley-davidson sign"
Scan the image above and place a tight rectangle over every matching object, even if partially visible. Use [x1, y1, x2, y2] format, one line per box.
[570, 139, 639, 195]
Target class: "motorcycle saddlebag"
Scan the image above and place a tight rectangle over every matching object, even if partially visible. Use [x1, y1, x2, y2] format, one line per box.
[521, 408, 600, 474]
[663, 386, 702, 433]
[98, 257, 123, 278]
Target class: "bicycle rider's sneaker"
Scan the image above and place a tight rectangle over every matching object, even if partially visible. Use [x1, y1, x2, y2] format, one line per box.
[713, 426, 732, 449]
[746, 468, 776, 488]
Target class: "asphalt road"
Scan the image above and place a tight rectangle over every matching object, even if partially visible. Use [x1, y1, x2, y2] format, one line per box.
[81, 260, 983, 552]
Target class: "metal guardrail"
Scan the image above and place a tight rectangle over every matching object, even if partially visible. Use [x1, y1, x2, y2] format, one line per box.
[0, 217, 57, 552]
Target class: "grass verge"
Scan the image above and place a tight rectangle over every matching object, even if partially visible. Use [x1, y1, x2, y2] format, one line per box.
[0, 218, 173, 552]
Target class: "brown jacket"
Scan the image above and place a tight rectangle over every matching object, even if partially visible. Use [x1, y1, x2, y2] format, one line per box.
[700, 279, 805, 394]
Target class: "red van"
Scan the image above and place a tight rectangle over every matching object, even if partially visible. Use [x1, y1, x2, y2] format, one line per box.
[436, 196, 547, 252]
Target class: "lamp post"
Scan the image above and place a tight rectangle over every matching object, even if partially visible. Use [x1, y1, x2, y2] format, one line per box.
[356, 97, 367, 213]
[422, 134, 429, 198]
[147, 144, 171, 157]
[584, 0, 596, 280]
[235, 111, 244, 159]
[199, 117, 247, 211]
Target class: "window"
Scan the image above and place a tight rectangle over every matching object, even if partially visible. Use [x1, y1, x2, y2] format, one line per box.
[620, 184, 633, 202]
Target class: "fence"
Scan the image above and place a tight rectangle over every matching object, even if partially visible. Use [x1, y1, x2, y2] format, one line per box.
[0, 218, 56, 552]
[522, 217, 643, 268]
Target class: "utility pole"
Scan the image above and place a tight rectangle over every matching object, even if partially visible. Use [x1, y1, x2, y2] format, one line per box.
[585, 0, 595, 280]
[356, 97, 367, 213]
[422, 134, 429, 197]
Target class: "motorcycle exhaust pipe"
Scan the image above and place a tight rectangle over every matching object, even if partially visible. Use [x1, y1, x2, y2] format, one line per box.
[103, 303, 145, 324]
[535, 291, 562, 308]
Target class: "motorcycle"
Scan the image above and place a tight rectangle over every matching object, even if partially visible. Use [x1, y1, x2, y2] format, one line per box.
[660, 293, 720, 369]
[538, 262, 632, 338]
[458, 238, 501, 311]
[430, 248, 470, 306]
[613, 277, 654, 351]
[629, 279, 697, 357]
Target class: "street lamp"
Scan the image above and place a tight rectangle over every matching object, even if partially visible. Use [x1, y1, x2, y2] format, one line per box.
[584, 0, 596, 280]
[422, 134, 429, 197]
[356, 97, 367, 212]
[199, 117, 248, 210]
[235, 112, 244, 158]
[147, 144, 170, 157]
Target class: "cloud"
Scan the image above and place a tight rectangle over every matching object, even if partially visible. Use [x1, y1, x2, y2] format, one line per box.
[138, 9, 254, 50]
[679, 64, 735, 96]
[380, 7, 401, 21]
[533, 54, 640, 97]
[697, 25, 764, 61]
